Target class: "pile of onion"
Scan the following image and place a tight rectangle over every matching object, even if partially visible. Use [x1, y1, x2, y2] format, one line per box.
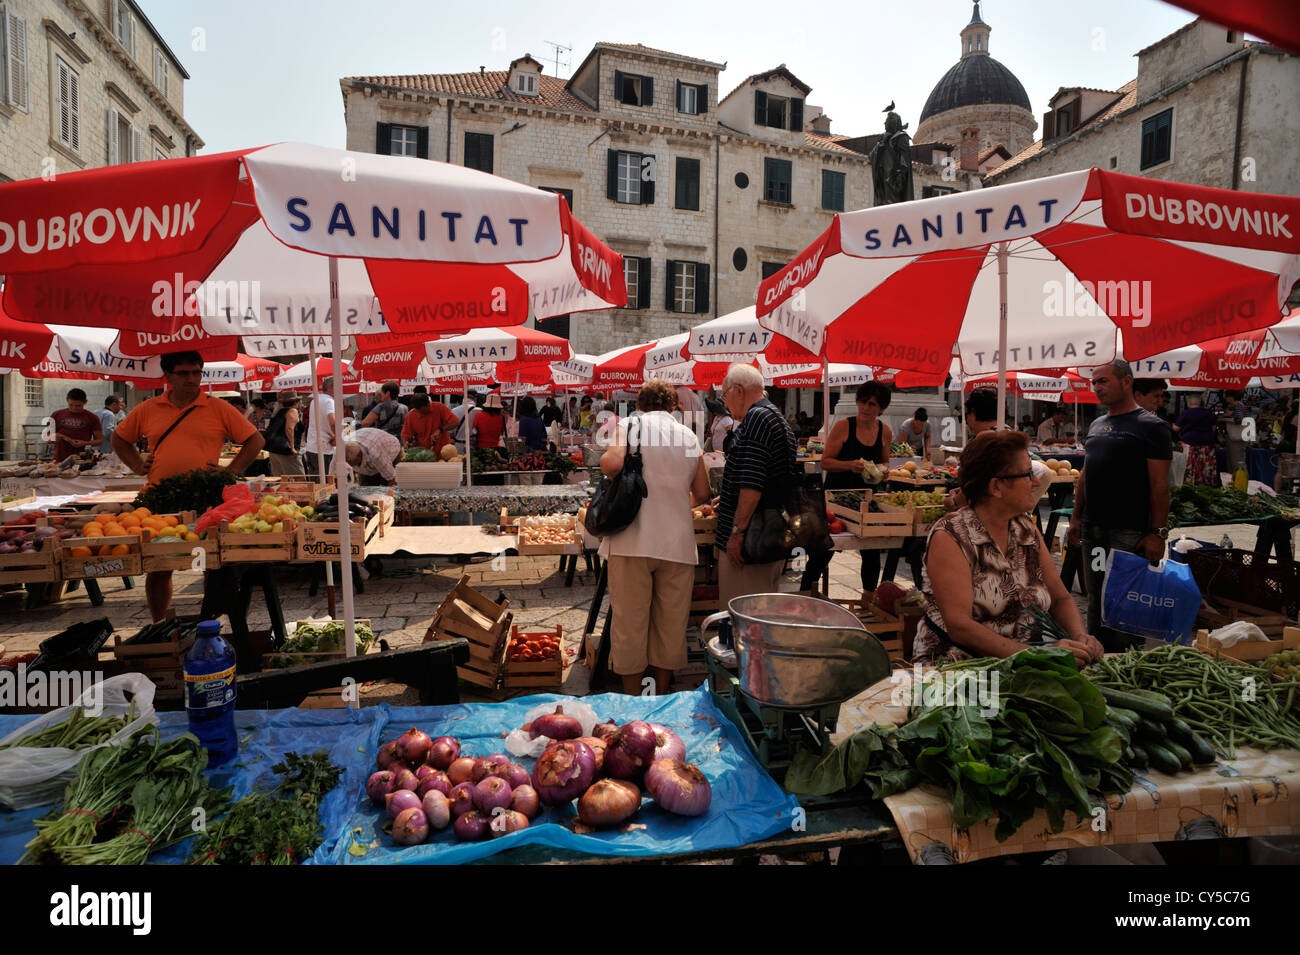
[645, 759, 711, 816]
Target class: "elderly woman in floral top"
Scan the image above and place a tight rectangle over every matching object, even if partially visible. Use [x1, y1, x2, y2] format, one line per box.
[913, 430, 1104, 668]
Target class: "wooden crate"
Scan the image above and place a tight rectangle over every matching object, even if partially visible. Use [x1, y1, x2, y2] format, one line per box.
[218, 519, 297, 563]
[111, 623, 196, 704]
[834, 597, 905, 663]
[1196, 599, 1296, 641]
[693, 515, 718, 546]
[515, 515, 581, 555]
[138, 511, 219, 573]
[504, 624, 565, 690]
[424, 575, 512, 688]
[0, 541, 59, 584]
[265, 480, 334, 505]
[262, 618, 375, 670]
[58, 535, 142, 579]
[1195, 622, 1300, 662]
[294, 511, 382, 561]
[828, 493, 913, 539]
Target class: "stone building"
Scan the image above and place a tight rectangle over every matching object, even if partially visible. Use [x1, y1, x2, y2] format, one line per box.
[341, 44, 983, 358]
[0, 0, 201, 457]
[986, 18, 1300, 197]
[915, 2, 1037, 162]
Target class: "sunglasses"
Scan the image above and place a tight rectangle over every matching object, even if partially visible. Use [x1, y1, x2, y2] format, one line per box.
[997, 470, 1034, 481]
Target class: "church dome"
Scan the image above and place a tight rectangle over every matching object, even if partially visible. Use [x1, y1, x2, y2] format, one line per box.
[920, 54, 1032, 121]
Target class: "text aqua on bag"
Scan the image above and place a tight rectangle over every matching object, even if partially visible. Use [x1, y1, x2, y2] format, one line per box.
[1101, 549, 1202, 645]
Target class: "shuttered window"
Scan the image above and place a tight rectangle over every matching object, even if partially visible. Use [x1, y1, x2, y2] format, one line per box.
[1140, 108, 1173, 170]
[764, 158, 792, 204]
[675, 157, 700, 211]
[464, 132, 494, 173]
[3, 8, 27, 111]
[821, 170, 845, 211]
[666, 261, 710, 314]
[55, 56, 79, 150]
[153, 49, 168, 96]
[113, 0, 136, 57]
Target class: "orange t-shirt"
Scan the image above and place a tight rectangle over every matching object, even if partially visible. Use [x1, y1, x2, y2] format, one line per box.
[115, 392, 258, 485]
[401, 403, 457, 453]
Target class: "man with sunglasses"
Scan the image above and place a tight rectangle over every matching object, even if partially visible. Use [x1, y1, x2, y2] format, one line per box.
[1067, 359, 1172, 652]
[113, 350, 265, 620]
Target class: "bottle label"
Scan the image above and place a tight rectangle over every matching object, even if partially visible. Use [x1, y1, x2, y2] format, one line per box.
[185, 665, 236, 710]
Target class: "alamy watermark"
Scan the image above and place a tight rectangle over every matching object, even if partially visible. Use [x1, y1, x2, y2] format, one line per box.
[1043, 275, 1152, 327]
[889, 664, 1001, 716]
[0, 666, 104, 712]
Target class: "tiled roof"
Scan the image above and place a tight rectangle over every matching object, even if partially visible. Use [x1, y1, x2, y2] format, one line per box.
[978, 144, 1010, 163]
[343, 71, 594, 111]
[804, 131, 859, 154]
[989, 79, 1136, 179]
[592, 42, 725, 68]
[720, 64, 813, 104]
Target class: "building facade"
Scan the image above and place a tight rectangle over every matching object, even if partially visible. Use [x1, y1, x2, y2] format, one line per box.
[0, 0, 201, 457]
[987, 19, 1300, 198]
[341, 43, 983, 359]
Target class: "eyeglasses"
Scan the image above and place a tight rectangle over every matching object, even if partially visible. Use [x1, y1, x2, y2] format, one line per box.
[168, 369, 203, 378]
[996, 470, 1034, 481]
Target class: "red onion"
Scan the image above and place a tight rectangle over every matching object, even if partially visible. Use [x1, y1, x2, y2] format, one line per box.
[422, 790, 451, 831]
[366, 770, 396, 805]
[576, 736, 608, 774]
[447, 756, 478, 785]
[528, 705, 583, 741]
[473, 754, 509, 783]
[489, 762, 530, 790]
[426, 736, 460, 769]
[416, 770, 451, 799]
[376, 740, 405, 771]
[392, 767, 420, 793]
[604, 722, 656, 780]
[510, 784, 541, 819]
[488, 809, 530, 838]
[453, 810, 490, 841]
[395, 727, 432, 765]
[392, 807, 429, 845]
[645, 759, 711, 816]
[648, 724, 686, 763]
[592, 720, 620, 741]
[531, 740, 597, 804]
[577, 779, 642, 827]
[448, 781, 477, 816]
[414, 765, 437, 783]
[473, 776, 513, 814]
[386, 788, 422, 820]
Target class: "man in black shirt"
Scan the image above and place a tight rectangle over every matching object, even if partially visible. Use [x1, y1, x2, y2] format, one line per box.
[1068, 360, 1172, 651]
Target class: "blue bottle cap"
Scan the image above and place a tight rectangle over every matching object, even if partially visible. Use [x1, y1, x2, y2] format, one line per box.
[197, 620, 221, 637]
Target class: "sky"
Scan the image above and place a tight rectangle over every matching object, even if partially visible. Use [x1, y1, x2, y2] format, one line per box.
[144, 0, 1201, 154]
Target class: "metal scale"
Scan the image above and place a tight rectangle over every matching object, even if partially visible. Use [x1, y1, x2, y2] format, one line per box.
[702, 594, 893, 781]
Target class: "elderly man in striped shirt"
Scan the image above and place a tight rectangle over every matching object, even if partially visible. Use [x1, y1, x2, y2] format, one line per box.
[714, 363, 800, 607]
[343, 428, 403, 485]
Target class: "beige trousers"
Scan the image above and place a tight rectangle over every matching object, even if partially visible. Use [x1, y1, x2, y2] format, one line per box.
[718, 552, 785, 609]
[606, 555, 694, 675]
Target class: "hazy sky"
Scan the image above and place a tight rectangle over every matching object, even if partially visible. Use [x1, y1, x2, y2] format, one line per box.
[146, 0, 1200, 154]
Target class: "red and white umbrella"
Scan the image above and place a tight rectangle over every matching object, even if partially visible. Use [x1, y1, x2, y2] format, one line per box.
[273, 357, 363, 392]
[756, 169, 1300, 424]
[203, 354, 285, 387]
[679, 307, 821, 364]
[354, 326, 574, 381]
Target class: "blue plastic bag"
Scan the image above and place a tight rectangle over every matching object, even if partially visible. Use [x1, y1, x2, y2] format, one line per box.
[1102, 549, 1202, 645]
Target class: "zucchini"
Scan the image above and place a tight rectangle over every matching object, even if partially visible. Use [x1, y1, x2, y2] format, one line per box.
[1097, 686, 1175, 721]
[1108, 706, 1141, 729]
[1129, 744, 1149, 769]
[1164, 740, 1193, 770]
[1137, 718, 1168, 742]
[1165, 719, 1196, 745]
[1146, 743, 1182, 775]
[1185, 733, 1217, 765]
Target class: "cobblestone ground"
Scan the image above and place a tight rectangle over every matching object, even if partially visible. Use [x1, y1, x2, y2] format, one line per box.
[0, 523, 1285, 707]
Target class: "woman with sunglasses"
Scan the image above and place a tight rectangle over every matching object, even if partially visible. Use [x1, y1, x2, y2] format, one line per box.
[913, 430, 1104, 668]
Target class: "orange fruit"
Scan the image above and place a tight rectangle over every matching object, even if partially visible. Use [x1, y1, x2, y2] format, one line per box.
[184, 532, 199, 542]
[110, 544, 130, 556]
[84, 525, 104, 538]
[68, 546, 92, 558]
[162, 515, 179, 527]
[134, 507, 151, 518]
[104, 524, 126, 537]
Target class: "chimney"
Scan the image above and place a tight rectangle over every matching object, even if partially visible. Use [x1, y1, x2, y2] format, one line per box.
[960, 126, 980, 172]
[480, 65, 486, 74]
[811, 113, 832, 134]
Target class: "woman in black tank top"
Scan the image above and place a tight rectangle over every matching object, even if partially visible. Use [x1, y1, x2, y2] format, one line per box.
[805, 382, 894, 592]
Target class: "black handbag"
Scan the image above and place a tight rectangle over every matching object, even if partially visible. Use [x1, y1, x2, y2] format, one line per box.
[740, 410, 832, 564]
[583, 420, 646, 537]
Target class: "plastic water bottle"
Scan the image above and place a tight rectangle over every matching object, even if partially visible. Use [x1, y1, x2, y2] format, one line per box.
[184, 620, 238, 766]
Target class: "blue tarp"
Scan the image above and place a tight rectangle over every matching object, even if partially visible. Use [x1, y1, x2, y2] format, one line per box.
[330, 684, 799, 864]
[0, 685, 798, 864]
[0, 707, 384, 865]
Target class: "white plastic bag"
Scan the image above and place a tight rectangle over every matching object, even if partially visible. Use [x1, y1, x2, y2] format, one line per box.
[1170, 449, 1188, 487]
[0, 673, 158, 811]
[503, 700, 600, 759]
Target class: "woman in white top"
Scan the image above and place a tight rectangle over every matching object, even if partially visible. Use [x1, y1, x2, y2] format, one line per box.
[600, 381, 713, 695]
[304, 379, 336, 477]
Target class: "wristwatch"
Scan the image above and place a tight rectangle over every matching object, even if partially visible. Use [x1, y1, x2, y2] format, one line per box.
[1145, 527, 1169, 540]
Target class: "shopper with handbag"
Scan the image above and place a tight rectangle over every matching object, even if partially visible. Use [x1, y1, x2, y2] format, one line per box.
[263, 390, 305, 476]
[715, 364, 801, 608]
[598, 382, 712, 695]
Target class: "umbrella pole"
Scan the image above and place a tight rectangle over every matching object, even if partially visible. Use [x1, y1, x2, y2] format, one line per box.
[996, 243, 1009, 430]
[961, 387, 967, 448]
[821, 356, 830, 440]
[464, 373, 472, 488]
[328, 258, 357, 660]
[308, 336, 336, 617]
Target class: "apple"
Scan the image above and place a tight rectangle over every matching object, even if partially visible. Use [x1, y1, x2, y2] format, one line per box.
[272, 522, 284, 533]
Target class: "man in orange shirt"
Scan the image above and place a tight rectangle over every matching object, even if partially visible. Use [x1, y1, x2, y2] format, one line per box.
[113, 350, 266, 620]
[400, 393, 457, 455]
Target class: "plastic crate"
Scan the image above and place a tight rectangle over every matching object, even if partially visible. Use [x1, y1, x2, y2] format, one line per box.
[1185, 548, 1300, 618]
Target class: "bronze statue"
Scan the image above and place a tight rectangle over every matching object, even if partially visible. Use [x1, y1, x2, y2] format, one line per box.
[869, 110, 914, 206]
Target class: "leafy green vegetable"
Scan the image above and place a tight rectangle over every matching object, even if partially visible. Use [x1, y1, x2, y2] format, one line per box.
[786, 647, 1133, 842]
[267, 621, 376, 668]
[1167, 485, 1299, 527]
[403, 447, 439, 463]
[188, 750, 343, 865]
[135, 467, 239, 515]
